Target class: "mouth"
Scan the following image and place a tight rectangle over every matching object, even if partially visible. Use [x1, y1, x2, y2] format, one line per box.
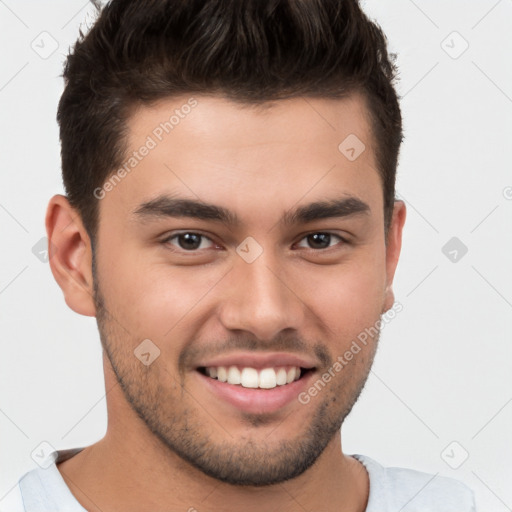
[197, 365, 314, 389]
[194, 353, 317, 415]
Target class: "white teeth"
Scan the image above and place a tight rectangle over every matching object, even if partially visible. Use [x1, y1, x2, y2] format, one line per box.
[204, 365, 304, 389]
[240, 368, 259, 388]
[227, 366, 241, 385]
[259, 368, 277, 389]
[217, 366, 227, 382]
[276, 368, 287, 386]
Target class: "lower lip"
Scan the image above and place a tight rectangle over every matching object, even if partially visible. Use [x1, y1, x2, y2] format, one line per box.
[196, 370, 314, 415]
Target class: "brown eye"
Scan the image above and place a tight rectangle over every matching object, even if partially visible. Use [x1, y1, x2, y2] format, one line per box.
[164, 232, 215, 251]
[296, 232, 345, 250]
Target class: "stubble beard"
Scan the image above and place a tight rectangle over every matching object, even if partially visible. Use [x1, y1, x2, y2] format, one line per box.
[92, 277, 379, 486]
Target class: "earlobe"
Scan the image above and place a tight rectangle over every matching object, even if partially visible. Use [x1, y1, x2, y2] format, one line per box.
[383, 200, 406, 312]
[382, 286, 395, 314]
[45, 194, 96, 317]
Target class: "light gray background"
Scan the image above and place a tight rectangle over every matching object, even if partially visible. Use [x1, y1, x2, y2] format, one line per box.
[1, 1, 511, 510]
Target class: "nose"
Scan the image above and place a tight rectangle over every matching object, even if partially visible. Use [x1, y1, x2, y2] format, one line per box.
[218, 249, 306, 342]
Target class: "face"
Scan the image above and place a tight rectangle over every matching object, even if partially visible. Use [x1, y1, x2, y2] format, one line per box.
[90, 93, 404, 486]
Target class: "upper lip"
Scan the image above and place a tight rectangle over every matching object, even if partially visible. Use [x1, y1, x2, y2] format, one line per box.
[196, 352, 317, 370]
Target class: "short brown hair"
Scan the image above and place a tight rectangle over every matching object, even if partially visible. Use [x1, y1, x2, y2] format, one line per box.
[57, 0, 402, 243]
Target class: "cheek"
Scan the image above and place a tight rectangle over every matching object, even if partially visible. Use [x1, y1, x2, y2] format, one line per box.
[98, 251, 222, 337]
[302, 254, 386, 339]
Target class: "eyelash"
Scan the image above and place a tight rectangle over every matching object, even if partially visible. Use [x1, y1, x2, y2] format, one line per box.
[161, 231, 348, 253]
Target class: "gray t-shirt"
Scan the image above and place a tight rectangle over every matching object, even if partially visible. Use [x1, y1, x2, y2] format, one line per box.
[2, 447, 476, 511]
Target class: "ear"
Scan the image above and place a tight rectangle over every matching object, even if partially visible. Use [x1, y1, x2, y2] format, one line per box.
[45, 194, 96, 317]
[382, 200, 406, 313]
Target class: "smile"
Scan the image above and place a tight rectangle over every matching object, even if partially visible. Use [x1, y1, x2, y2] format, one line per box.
[194, 352, 317, 414]
[199, 365, 302, 389]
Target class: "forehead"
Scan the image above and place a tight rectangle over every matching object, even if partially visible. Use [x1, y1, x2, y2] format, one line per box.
[100, 93, 382, 228]
[127, 93, 374, 159]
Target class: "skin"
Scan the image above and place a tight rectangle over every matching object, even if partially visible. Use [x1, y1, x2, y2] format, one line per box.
[47, 93, 406, 512]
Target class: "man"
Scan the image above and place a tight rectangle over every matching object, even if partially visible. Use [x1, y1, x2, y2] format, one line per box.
[9, 0, 475, 510]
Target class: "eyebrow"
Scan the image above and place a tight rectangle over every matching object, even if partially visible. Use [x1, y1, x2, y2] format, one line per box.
[132, 195, 370, 227]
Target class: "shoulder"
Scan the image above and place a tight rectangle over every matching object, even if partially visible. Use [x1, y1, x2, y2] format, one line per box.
[353, 454, 476, 512]
[1, 447, 88, 512]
